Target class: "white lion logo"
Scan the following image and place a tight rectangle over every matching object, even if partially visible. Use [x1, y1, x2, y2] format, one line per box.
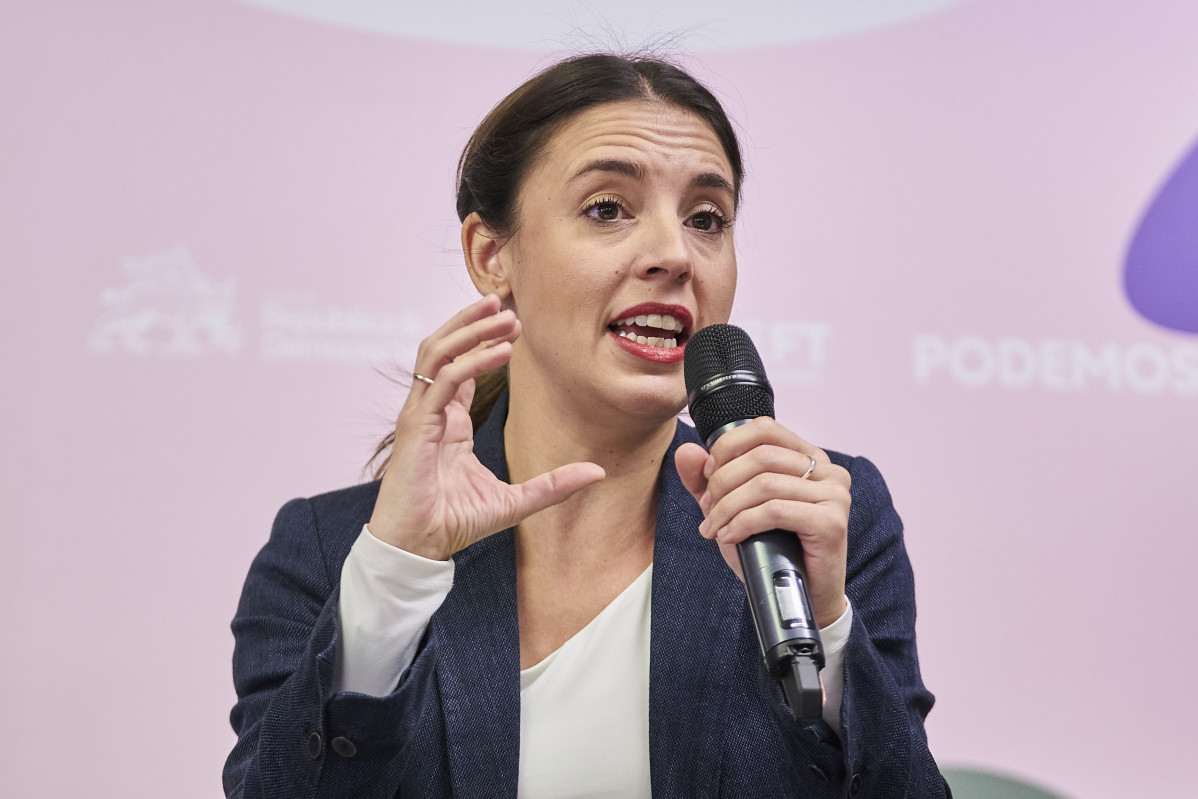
[88, 247, 242, 356]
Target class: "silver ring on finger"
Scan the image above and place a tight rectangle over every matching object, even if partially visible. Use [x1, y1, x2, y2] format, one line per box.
[800, 455, 817, 480]
[413, 372, 435, 386]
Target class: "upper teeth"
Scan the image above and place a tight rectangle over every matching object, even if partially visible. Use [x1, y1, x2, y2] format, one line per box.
[619, 313, 684, 333]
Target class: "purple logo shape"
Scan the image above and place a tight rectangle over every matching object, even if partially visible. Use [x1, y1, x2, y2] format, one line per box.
[1125, 136, 1198, 333]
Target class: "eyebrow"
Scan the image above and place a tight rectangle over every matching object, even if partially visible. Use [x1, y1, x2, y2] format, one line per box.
[568, 158, 736, 203]
[568, 158, 644, 183]
[691, 171, 736, 200]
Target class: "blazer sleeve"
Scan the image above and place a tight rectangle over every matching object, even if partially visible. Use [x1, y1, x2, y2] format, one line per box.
[835, 454, 949, 799]
[223, 497, 439, 799]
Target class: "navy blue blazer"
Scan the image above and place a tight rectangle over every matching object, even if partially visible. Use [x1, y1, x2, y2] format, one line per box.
[225, 395, 946, 798]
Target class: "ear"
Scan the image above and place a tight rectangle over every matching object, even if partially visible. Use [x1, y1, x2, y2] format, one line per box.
[462, 212, 513, 301]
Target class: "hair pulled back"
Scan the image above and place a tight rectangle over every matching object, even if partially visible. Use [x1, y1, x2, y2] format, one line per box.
[456, 53, 743, 237]
[458, 53, 744, 433]
[373, 54, 743, 476]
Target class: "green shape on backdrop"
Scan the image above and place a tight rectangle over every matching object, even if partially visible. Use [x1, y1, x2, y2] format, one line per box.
[942, 767, 1070, 799]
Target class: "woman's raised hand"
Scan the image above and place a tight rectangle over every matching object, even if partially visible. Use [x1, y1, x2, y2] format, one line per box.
[368, 295, 606, 560]
[674, 418, 852, 629]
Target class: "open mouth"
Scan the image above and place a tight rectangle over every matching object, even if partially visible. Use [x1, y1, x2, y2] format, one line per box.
[608, 311, 688, 349]
[606, 304, 693, 363]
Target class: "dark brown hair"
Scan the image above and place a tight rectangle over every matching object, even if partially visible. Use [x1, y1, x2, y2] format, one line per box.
[456, 53, 744, 235]
[371, 53, 743, 477]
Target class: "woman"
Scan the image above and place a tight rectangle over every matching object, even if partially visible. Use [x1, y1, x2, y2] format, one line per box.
[225, 53, 947, 798]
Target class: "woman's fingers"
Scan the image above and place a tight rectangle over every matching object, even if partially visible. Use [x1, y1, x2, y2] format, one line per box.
[406, 307, 516, 395]
[425, 293, 504, 351]
[422, 339, 513, 412]
[422, 307, 519, 374]
[699, 469, 847, 541]
[708, 495, 849, 625]
[705, 493, 845, 546]
[702, 445, 821, 508]
[398, 304, 518, 421]
[373, 295, 577, 559]
[674, 442, 711, 501]
[707, 417, 830, 473]
[685, 417, 851, 626]
[503, 462, 607, 528]
[700, 419, 849, 516]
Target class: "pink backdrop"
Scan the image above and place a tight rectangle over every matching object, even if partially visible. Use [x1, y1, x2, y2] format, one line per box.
[4, 1, 1197, 796]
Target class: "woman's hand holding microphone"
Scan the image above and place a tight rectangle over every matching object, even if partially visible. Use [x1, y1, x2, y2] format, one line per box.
[675, 419, 852, 629]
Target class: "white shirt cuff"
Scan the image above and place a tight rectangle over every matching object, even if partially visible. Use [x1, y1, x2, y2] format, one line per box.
[332, 524, 455, 697]
[817, 597, 853, 736]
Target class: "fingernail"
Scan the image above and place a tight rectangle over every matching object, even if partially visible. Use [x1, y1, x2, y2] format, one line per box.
[698, 520, 710, 537]
[698, 491, 711, 512]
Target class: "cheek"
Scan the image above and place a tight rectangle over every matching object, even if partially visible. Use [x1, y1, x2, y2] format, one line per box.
[721, 269, 738, 315]
[508, 253, 602, 330]
[701, 263, 738, 323]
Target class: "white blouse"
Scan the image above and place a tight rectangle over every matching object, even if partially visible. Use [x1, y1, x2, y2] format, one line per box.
[516, 564, 653, 798]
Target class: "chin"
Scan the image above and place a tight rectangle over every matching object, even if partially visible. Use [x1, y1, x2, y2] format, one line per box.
[604, 376, 688, 423]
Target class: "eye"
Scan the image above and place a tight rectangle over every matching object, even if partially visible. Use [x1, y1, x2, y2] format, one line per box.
[583, 196, 628, 223]
[688, 206, 732, 233]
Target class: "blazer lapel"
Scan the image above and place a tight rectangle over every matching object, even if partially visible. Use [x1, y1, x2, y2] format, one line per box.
[649, 424, 749, 797]
[431, 397, 522, 798]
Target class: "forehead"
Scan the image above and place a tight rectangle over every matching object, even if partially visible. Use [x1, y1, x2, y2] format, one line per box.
[538, 100, 734, 189]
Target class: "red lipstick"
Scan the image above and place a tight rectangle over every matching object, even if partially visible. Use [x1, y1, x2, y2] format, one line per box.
[607, 303, 692, 364]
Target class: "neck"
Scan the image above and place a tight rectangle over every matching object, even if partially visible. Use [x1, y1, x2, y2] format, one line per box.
[503, 382, 678, 576]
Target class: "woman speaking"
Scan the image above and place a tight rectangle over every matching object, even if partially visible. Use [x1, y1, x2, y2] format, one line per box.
[225, 53, 947, 798]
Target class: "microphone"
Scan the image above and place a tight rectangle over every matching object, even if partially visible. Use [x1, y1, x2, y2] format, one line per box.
[684, 324, 824, 726]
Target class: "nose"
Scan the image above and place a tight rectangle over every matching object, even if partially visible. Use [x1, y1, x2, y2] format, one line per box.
[634, 215, 692, 283]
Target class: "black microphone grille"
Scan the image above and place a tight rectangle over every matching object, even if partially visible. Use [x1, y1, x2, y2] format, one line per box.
[684, 324, 766, 392]
[684, 324, 775, 443]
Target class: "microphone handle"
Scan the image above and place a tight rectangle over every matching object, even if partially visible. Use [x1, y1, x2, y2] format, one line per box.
[703, 418, 825, 726]
[737, 531, 825, 726]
